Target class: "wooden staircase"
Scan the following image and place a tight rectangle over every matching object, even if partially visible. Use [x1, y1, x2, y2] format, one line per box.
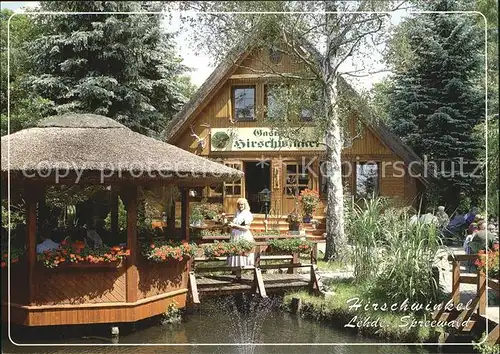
[250, 214, 326, 237]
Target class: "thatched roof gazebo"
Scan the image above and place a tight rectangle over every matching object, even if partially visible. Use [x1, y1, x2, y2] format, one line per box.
[2, 113, 243, 185]
[0, 113, 243, 327]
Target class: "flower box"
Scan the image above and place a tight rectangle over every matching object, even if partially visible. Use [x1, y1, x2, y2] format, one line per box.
[1, 247, 25, 268]
[202, 240, 255, 259]
[43, 260, 124, 270]
[141, 240, 197, 263]
[266, 238, 313, 255]
[37, 244, 130, 268]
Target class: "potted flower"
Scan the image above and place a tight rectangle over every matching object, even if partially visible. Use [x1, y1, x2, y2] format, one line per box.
[298, 189, 320, 223]
[286, 211, 301, 231]
[190, 206, 205, 227]
[474, 244, 499, 278]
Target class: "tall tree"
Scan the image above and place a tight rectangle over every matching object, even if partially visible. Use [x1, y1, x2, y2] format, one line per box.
[25, 1, 189, 137]
[475, 0, 498, 215]
[387, 0, 485, 209]
[175, 0, 402, 261]
[1, 9, 51, 136]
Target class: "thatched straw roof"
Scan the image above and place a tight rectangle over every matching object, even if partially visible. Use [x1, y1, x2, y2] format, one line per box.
[1, 113, 244, 185]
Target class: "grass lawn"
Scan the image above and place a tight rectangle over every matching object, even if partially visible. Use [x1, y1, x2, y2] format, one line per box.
[283, 278, 441, 343]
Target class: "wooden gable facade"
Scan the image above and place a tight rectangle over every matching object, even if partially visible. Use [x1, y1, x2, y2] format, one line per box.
[167, 48, 426, 216]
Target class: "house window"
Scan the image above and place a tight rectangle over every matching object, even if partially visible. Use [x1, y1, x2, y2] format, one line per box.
[224, 162, 243, 196]
[355, 162, 379, 199]
[232, 86, 255, 121]
[285, 163, 310, 196]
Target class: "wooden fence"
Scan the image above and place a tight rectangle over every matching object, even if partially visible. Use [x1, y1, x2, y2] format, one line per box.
[444, 254, 499, 345]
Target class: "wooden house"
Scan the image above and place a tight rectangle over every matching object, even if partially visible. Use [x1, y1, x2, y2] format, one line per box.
[166, 46, 428, 218]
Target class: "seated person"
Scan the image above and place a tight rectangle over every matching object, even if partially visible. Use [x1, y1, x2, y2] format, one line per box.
[36, 224, 60, 254]
[419, 207, 439, 226]
[463, 224, 478, 254]
[470, 221, 495, 252]
[85, 222, 103, 249]
[436, 206, 449, 229]
[94, 219, 111, 246]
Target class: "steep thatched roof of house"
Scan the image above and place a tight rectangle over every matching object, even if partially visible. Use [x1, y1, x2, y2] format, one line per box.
[1, 113, 243, 185]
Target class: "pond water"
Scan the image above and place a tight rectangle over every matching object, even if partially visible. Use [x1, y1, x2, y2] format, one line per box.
[2, 295, 445, 354]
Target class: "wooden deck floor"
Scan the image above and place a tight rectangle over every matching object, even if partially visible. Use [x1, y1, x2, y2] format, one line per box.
[196, 273, 310, 296]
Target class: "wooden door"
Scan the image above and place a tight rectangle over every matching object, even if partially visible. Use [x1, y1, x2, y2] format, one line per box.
[222, 161, 244, 215]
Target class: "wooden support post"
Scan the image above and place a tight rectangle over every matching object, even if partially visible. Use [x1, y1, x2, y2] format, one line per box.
[25, 186, 38, 304]
[290, 297, 302, 314]
[180, 187, 191, 275]
[288, 253, 298, 274]
[254, 245, 261, 268]
[125, 186, 138, 303]
[254, 268, 267, 298]
[309, 265, 320, 295]
[452, 260, 461, 306]
[311, 243, 318, 265]
[166, 201, 175, 239]
[110, 188, 118, 240]
[432, 266, 440, 290]
[188, 271, 200, 304]
[180, 187, 189, 242]
[477, 270, 486, 316]
[486, 323, 500, 345]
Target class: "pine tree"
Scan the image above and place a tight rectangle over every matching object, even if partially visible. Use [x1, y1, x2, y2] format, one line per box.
[25, 1, 188, 137]
[388, 0, 485, 209]
[1, 9, 52, 136]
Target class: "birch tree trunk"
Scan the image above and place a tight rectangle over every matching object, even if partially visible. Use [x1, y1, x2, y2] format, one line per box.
[323, 0, 346, 261]
[323, 78, 346, 261]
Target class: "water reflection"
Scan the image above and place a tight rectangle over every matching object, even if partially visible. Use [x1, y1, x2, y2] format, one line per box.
[3, 295, 435, 354]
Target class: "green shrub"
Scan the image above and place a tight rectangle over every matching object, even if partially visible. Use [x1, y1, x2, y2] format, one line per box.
[346, 197, 389, 281]
[267, 238, 313, 254]
[370, 220, 443, 305]
[473, 333, 500, 354]
[346, 197, 445, 305]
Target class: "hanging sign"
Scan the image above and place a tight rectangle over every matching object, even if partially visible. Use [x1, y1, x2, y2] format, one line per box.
[210, 127, 325, 152]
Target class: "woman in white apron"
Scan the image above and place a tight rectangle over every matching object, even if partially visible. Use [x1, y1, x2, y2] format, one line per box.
[227, 198, 255, 279]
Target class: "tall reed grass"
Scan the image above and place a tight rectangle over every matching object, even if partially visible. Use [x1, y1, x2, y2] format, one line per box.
[346, 197, 444, 305]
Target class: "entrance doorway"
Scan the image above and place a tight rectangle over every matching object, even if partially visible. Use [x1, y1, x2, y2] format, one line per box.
[244, 162, 271, 213]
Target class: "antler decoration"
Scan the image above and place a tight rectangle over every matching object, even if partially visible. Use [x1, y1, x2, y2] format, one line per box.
[189, 123, 210, 150]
